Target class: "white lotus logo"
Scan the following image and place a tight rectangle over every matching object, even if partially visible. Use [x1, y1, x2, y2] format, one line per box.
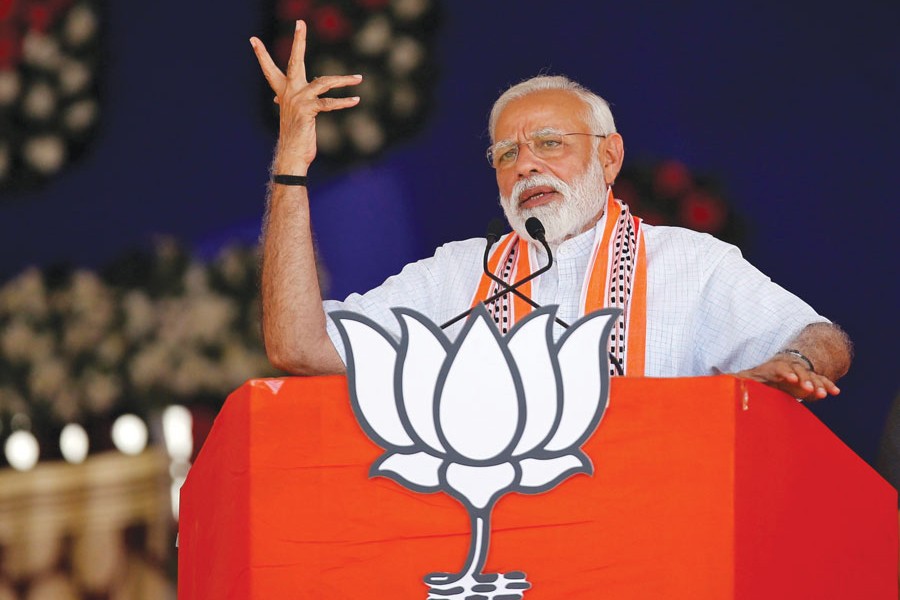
[331, 304, 619, 599]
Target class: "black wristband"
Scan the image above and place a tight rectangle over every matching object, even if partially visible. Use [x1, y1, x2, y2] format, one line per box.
[272, 174, 308, 186]
[780, 349, 815, 373]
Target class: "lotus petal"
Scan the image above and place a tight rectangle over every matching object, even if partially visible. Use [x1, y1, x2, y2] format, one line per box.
[507, 310, 561, 456]
[544, 310, 617, 452]
[517, 454, 591, 491]
[374, 451, 443, 491]
[445, 461, 516, 510]
[396, 310, 447, 453]
[331, 313, 414, 448]
[436, 310, 522, 461]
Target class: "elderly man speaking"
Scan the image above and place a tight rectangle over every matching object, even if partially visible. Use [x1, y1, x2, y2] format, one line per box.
[249, 21, 851, 402]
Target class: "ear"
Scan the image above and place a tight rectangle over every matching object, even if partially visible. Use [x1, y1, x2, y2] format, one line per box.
[598, 133, 624, 185]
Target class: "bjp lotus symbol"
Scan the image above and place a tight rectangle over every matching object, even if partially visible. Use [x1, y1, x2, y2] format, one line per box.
[331, 304, 619, 599]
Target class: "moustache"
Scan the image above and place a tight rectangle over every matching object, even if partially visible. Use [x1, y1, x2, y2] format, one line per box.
[509, 174, 569, 205]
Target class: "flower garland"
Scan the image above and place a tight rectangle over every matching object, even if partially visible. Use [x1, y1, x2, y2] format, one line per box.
[0, 0, 102, 192]
[0, 239, 278, 467]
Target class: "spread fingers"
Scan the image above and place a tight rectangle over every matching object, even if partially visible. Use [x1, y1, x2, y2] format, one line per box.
[249, 37, 286, 95]
[305, 74, 364, 96]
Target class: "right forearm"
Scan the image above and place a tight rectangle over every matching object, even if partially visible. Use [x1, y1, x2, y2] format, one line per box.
[251, 20, 362, 375]
[260, 180, 344, 375]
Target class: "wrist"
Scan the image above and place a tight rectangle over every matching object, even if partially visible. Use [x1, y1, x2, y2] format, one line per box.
[272, 160, 310, 177]
[273, 146, 312, 177]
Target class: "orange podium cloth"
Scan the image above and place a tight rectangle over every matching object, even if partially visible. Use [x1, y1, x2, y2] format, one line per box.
[178, 376, 897, 598]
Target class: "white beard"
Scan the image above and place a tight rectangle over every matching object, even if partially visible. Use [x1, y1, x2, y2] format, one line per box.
[499, 160, 607, 245]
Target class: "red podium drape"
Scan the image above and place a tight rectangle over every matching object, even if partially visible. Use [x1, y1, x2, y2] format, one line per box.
[178, 376, 897, 598]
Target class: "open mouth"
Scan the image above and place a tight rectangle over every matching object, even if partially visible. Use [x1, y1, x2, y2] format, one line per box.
[518, 186, 559, 208]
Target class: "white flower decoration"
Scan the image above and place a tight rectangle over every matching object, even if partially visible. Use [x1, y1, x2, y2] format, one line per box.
[331, 304, 619, 594]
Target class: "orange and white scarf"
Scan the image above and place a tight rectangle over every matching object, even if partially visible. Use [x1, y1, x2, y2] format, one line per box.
[470, 191, 647, 376]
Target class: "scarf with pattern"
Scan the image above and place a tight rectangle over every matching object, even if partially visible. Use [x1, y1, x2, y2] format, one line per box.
[470, 191, 647, 376]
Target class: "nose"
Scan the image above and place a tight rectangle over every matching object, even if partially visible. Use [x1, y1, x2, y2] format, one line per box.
[514, 142, 545, 178]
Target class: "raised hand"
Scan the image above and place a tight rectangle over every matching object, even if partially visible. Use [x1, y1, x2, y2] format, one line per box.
[250, 20, 362, 175]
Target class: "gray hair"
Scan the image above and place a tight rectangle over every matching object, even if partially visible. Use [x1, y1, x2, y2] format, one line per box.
[488, 75, 616, 142]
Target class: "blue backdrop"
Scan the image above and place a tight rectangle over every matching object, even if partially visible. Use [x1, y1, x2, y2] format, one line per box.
[1, 1, 897, 465]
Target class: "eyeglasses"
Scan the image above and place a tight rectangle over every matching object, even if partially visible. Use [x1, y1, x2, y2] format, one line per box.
[486, 132, 606, 169]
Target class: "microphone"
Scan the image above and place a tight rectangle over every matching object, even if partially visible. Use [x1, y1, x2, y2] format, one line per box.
[486, 217, 505, 247]
[525, 217, 545, 242]
[440, 218, 560, 330]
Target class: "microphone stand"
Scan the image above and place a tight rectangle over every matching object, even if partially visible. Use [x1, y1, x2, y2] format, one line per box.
[439, 218, 625, 376]
[480, 225, 571, 331]
[439, 233, 555, 330]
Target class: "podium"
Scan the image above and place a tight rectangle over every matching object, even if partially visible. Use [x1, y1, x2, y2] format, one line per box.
[178, 376, 897, 598]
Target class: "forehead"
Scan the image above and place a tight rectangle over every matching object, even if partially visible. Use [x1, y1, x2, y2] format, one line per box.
[493, 89, 591, 142]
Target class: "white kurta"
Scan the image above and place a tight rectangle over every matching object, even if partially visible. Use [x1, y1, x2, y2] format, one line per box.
[323, 214, 826, 377]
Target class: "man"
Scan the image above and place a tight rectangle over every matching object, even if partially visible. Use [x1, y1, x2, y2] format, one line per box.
[250, 21, 851, 401]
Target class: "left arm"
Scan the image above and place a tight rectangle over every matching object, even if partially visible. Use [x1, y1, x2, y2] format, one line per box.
[736, 322, 853, 401]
